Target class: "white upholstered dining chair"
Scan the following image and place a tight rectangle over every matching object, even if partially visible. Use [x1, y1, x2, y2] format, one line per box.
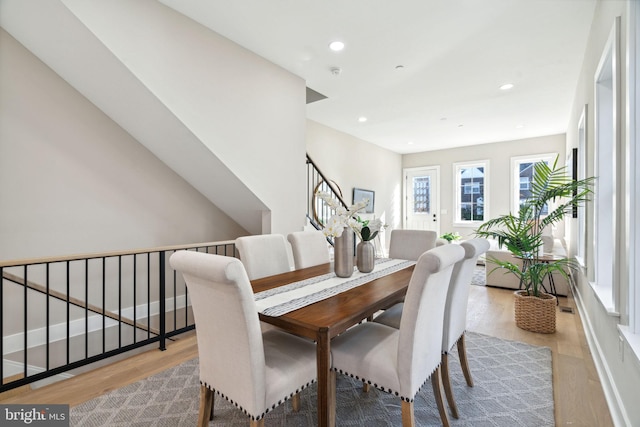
[287, 230, 331, 269]
[330, 244, 465, 427]
[373, 238, 490, 419]
[169, 250, 317, 427]
[235, 234, 293, 280]
[388, 229, 438, 260]
[379, 229, 438, 316]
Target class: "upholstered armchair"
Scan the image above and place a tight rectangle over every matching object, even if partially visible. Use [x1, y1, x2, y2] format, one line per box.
[169, 251, 317, 427]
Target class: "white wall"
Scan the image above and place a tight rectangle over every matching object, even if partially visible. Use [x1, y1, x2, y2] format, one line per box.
[306, 120, 403, 252]
[564, 1, 640, 425]
[0, 0, 308, 236]
[0, 29, 247, 260]
[403, 134, 566, 238]
[57, 0, 308, 235]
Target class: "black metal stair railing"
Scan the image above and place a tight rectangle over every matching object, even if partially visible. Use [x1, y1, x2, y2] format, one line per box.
[306, 154, 349, 240]
[0, 241, 235, 394]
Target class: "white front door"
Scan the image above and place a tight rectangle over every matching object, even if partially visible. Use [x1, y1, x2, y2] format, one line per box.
[404, 167, 440, 233]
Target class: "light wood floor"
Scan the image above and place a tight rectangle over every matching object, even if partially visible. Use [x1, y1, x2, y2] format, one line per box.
[0, 285, 613, 426]
[466, 285, 613, 427]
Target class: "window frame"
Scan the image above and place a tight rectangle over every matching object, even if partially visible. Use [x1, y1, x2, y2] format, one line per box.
[576, 106, 588, 267]
[626, 3, 640, 334]
[592, 15, 620, 314]
[453, 160, 489, 227]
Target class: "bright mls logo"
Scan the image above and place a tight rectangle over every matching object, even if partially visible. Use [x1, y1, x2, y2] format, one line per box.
[1, 405, 69, 426]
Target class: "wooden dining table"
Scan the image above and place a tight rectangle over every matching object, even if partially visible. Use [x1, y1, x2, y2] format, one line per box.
[251, 261, 415, 427]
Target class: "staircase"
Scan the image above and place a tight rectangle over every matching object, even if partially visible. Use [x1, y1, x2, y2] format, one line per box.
[305, 154, 349, 236]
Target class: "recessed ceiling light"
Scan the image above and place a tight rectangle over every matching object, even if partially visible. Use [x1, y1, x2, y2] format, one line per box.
[500, 83, 514, 90]
[407, 141, 414, 145]
[358, 116, 367, 123]
[329, 41, 345, 52]
[516, 124, 525, 129]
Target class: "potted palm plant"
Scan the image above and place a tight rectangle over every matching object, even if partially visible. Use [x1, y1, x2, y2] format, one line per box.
[475, 156, 594, 333]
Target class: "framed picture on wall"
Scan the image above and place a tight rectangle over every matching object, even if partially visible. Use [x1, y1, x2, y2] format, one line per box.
[353, 188, 375, 213]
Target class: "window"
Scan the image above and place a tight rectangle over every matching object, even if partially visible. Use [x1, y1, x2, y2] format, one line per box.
[454, 161, 487, 224]
[412, 176, 431, 213]
[622, 2, 640, 351]
[593, 15, 620, 313]
[510, 154, 556, 214]
[576, 106, 587, 266]
[629, 2, 640, 335]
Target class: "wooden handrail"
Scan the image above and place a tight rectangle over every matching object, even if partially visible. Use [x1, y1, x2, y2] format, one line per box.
[0, 240, 236, 267]
[306, 154, 349, 209]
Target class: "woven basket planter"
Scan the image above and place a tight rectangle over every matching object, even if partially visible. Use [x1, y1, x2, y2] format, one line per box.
[514, 290, 556, 333]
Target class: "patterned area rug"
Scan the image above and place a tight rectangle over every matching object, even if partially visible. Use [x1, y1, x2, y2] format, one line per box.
[71, 332, 553, 426]
[471, 265, 486, 286]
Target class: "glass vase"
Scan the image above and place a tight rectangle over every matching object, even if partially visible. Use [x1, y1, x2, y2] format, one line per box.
[334, 229, 354, 278]
[356, 241, 375, 273]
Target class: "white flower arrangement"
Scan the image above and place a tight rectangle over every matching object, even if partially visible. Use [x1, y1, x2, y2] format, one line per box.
[315, 191, 382, 240]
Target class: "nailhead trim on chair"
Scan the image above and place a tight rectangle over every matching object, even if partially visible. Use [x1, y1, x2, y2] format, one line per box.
[443, 331, 465, 354]
[201, 380, 316, 421]
[331, 365, 440, 403]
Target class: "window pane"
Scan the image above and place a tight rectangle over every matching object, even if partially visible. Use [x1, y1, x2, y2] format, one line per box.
[412, 176, 430, 213]
[518, 162, 534, 205]
[516, 160, 549, 215]
[456, 165, 485, 222]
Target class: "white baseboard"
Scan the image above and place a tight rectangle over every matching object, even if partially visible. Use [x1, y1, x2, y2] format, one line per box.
[3, 358, 74, 381]
[571, 281, 631, 427]
[2, 295, 188, 356]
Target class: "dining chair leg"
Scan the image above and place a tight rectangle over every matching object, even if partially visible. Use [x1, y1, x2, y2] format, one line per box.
[401, 400, 415, 427]
[198, 385, 214, 427]
[362, 382, 370, 393]
[457, 333, 474, 387]
[209, 392, 215, 420]
[431, 366, 451, 427]
[291, 393, 301, 412]
[441, 353, 459, 419]
[250, 419, 265, 427]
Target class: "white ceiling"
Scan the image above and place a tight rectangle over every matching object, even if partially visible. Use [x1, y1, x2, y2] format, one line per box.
[159, 0, 597, 154]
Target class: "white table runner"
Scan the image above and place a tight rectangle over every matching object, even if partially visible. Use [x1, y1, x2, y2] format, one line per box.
[254, 258, 415, 316]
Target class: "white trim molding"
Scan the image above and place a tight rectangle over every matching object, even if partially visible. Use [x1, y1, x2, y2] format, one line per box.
[627, 0, 640, 335]
[571, 281, 631, 427]
[2, 295, 189, 356]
